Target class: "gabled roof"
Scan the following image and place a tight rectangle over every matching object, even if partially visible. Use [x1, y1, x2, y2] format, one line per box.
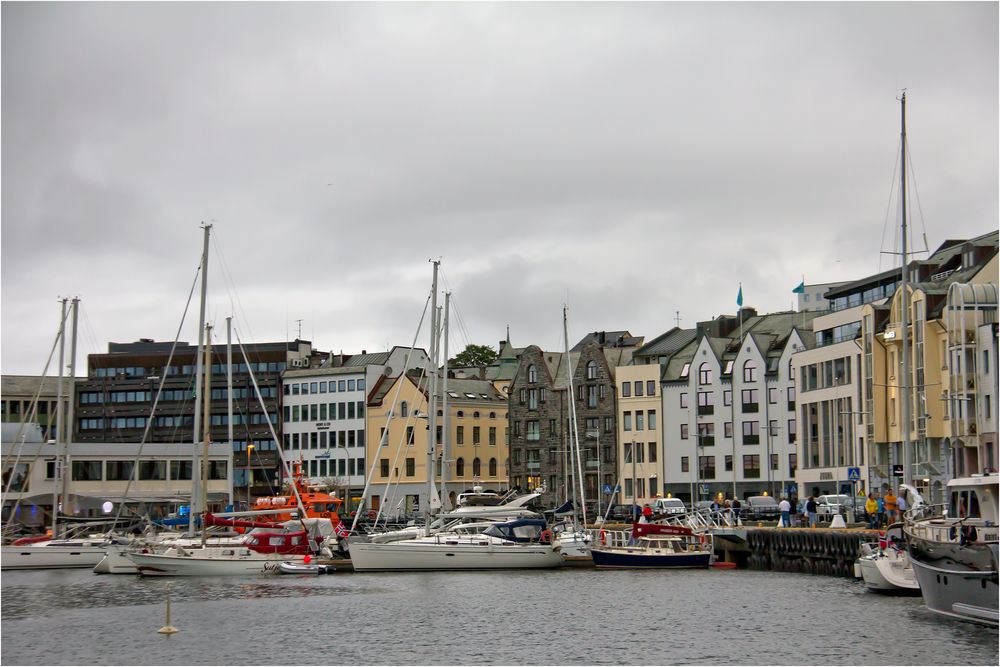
[634, 327, 698, 359]
[570, 330, 643, 352]
[343, 351, 392, 367]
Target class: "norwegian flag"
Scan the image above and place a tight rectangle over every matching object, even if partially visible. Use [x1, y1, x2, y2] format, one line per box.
[334, 521, 350, 538]
[878, 532, 888, 551]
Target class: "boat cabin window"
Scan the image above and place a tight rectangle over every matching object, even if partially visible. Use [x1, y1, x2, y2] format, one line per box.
[291, 536, 302, 545]
[246, 537, 259, 545]
[269, 537, 284, 546]
[313, 503, 327, 512]
[951, 490, 981, 518]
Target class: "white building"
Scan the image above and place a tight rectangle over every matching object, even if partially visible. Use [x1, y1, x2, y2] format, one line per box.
[796, 281, 848, 312]
[660, 309, 819, 503]
[280, 347, 430, 509]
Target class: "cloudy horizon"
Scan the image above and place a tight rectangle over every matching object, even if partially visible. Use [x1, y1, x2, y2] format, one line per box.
[2, 2, 997, 376]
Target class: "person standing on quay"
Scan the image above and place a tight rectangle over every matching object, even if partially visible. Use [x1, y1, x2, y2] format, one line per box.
[884, 489, 898, 525]
[865, 493, 879, 529]
[806, 496, 818, 527]
[896, 490, 908, 519]
[778, 497, 792, 527]
[876, 491, 886, 528]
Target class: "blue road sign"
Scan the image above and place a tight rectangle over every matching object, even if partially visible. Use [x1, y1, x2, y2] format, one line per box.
[603, 485, 613, 494]
[848, 467, 861, 482]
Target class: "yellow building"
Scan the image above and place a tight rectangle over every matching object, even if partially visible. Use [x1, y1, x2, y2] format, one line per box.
[365, 371, 509, 516]
[861, 232, 997, 502]
[615, 364, 663, 506]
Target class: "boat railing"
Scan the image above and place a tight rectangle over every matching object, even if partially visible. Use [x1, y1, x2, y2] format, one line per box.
[906, 505, 998, 544]
[586, 528, 632, 548]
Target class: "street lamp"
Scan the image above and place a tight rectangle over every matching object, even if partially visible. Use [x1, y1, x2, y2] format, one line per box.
[839, 409, 868, 521]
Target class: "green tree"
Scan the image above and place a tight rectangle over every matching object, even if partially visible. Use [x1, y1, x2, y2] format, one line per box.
[451, 343, 498, 367]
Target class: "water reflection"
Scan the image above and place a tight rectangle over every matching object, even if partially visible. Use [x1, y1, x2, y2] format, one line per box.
[1, 569, 996, 666]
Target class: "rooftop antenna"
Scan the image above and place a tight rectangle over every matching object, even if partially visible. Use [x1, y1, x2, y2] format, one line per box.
[295, 319, 303, 340]
[674, 311, 682, 328]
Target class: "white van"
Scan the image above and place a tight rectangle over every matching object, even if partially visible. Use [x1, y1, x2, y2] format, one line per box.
[653, 498, 687, 515]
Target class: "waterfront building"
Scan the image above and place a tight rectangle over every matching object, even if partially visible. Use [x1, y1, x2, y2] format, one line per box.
[1, 375, 73, 442]
[73, 338, 326, 498]
[858, 232, 998, 502]
[281, 346, 430, 512]
[365, 371, 508, 515]
[659, 309, 819, 504]
[1, 422, 231, 527]
[791, 270, 900, 501]
[621, 328, 698, 506]
[507, 332, 640, 510]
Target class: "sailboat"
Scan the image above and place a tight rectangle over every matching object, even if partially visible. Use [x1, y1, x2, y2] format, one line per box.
[347, 262, 563, 571]
[1, 298, 125, 570]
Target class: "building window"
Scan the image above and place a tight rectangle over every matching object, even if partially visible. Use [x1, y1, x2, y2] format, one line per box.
[587, 385, 598, 407]
[680, 393, 688, 408]
[457, 426, 465, 444]
[681, 456, 689, 473]
[724, 455, 733, 472]
[138, 461, 165, 481]
[648, 410, 656, 430]
[380, 459, 390, 478]
[587, 361, 598, 380]
[621, 382, 631, 398]
[528, 364, 537, 383]
[647, 380, 656, 396]
[648, 443, 657, 462]
[636, 412, 645, 431]
[473, 458, 481, 476]
[680, 424, 689, 440]
[788, 453, 797, 474]
[698, 363, 712, 385]
[489, 426, 497, 446]
[405, 458, 415, 477]
[742, 421, 759, 444]
[723, 390, 732, 406]
[489, 458, 497, 476]
[768, 387, 779, 404]
[406, 426, 414, 445]
[623, 412, 632, 431]
[105, 461, 134, 481]
[526, 421, 540, 441]
[725, 422, 733, 438]
[456, 458, 465, 477]
[699, 456, 715, 479]
[634, 381, 643, 397]
[741, 389, 759, 411]
[743, 455, 761, 478]
[771, 453, 779, 471]
[743, 362, 757, 383]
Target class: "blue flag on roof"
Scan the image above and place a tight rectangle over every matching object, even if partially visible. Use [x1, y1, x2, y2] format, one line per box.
[792, 281, 805, 294]
[736, 284, 743, 307]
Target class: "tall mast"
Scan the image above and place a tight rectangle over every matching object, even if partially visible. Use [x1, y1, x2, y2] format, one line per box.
[189, 223, 211, 535]
[201, 324, 213, 545]
[899, 92, 913, 488]
[425, 260, 440, 530]
[226, 316, 234, 508]
[563, 306, 587, 526]
[61, 298, 79, 517]
[51, 298, 67, 537]
[439, 292, 451, 511]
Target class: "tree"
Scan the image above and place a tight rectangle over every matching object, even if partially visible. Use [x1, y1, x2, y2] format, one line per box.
[451, 343, 498, 367]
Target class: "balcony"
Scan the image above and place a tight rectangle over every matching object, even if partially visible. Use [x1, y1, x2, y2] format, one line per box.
[586, 459, 600, 469]
[526, 462, 541, 471]
[697, 405, 714, 416]
[526, 433, 540, 441]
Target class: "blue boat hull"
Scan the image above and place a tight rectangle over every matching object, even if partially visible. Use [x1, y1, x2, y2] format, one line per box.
[590, 549, 711, 569]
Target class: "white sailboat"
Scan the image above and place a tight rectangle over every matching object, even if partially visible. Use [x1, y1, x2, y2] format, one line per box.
[348, 262, 563, 571]
[1, 298, 121, 570]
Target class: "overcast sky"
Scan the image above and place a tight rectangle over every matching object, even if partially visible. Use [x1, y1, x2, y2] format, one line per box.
[2, 2, 997, 376]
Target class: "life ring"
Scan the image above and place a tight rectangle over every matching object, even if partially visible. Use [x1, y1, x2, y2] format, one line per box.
[540, 530, 553, 543]
[698, 533, 706, 546]
[367, 509, 377, 520]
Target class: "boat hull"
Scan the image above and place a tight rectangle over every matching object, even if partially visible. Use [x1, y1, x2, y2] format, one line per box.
[128, 551, 299, 577]
[1, 544, 109, 570]
[348, 541, 564, 571]
[907, 537, 999, 626]
[590, 548, 711, 569]
[858, 554, 920, 594]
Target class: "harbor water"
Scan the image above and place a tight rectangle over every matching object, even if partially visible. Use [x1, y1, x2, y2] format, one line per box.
[1, 568, 997, 665]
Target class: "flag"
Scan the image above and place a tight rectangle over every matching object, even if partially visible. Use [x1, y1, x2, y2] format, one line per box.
[736, 284, 743, 307]
[792, 281, 805, 294]
[334, 520, 350, 538]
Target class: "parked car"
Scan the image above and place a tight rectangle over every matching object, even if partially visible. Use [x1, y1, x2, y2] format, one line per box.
[604, 504, 639, 522]
[816, 494, 852, 519]
[653, 498, 687, 516]
[743, 495, 781, 521]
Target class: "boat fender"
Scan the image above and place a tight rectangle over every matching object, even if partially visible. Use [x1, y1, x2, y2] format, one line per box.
[698, 533, 706, 546]
[540, 530, 553, 544]
[599, 529, 606, 546]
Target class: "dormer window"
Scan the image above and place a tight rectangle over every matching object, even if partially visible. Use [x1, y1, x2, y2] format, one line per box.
[527, 364, 537, 383]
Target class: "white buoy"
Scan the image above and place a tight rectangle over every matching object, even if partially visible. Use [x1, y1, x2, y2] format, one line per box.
[157, 584, 179, 635]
